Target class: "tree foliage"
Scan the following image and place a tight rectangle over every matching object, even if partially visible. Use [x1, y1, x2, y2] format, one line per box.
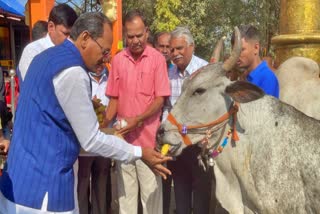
[122, 0, 156, 27]
[151, 0, 181, 32]
[58, 0, 280, 60]
[151, 0, 280, 60]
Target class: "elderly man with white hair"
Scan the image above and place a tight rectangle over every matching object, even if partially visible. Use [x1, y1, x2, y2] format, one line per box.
[162, 26, 211, 214]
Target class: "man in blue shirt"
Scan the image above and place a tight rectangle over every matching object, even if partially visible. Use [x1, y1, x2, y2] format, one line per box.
[232, 25, 279, 98]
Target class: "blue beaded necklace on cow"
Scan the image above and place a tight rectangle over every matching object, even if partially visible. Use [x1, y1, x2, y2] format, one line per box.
[211, 129, 233, 158]
[206, 129, 234, 166]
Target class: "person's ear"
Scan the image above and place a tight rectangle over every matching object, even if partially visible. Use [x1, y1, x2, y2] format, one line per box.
[47, 21, 55, 34]
[254, 42, 260, 56]
[79, 31, 91, 49]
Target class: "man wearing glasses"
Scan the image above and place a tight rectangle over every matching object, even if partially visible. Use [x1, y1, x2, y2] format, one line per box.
[0, 12, 171, 214]
[18, 4, 78, 82]
[105, 10, 170, 214]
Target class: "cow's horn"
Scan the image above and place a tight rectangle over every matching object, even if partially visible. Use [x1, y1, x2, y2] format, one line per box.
[222, 27, 241, 71]
[210, 36, 226, 63]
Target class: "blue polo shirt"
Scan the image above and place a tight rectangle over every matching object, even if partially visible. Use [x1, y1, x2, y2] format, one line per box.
[247, 61, 279, 98]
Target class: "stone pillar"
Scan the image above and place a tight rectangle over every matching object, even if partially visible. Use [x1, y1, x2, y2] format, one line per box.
[271, 0, 320, 67]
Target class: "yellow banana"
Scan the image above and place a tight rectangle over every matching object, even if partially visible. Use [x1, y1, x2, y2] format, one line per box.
[161, 144, 170, 156]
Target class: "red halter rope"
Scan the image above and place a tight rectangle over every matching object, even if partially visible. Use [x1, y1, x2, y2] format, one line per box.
[167, 102, 240, 146]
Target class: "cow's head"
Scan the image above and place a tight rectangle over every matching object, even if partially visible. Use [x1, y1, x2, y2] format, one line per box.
[157, 27, 264, 157]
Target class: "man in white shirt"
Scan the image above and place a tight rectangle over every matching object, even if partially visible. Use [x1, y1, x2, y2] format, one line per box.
[162, 26, 211, 214]
[18, 3, 78, 81]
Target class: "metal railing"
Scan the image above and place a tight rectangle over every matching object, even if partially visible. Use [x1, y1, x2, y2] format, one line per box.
[9, 69, 16, 121]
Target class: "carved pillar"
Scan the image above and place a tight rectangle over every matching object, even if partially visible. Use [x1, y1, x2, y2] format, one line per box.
[271, 0, 320, 67]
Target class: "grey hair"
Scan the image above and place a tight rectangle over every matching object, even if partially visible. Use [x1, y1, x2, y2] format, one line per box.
[70, 12, 112, 40]
[171, 26, 194, 46]
[154, 31, 170, 46]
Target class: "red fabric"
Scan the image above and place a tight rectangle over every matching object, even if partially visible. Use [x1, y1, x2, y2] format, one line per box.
[5, 76, 19, 108]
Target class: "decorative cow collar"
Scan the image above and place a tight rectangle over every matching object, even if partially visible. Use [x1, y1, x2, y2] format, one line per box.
[167, 102, 240, 148]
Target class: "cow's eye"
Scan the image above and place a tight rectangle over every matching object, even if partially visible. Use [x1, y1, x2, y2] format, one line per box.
[193, 88, 206, 95]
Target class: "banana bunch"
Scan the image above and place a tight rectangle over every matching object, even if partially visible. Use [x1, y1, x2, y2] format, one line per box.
[92, 97, 106, 126]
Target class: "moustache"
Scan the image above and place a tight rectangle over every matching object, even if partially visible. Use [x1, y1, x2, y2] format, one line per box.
[172, 55, 183, 61]
[131, 44, 142, 49]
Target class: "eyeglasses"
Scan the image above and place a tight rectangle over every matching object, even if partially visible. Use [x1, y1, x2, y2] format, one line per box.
[89, 35, 111, 59]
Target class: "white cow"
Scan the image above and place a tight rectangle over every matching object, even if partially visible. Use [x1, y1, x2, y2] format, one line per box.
[157, 61, 320, 213]
[276, 56, 320, 119]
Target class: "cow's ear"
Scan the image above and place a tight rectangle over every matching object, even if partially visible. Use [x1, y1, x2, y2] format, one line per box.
[225, 81, 264, 103]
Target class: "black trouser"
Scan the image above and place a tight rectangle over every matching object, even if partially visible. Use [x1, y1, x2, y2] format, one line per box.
[0, 100, 10, 128]
[170, 146, 213, 214]
[162, 161, 173, 214]
[78, 156, 111, 214]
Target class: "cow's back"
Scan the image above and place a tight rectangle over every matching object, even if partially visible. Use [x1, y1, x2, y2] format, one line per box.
[276, 57, 320, 119]
[214, 97, 320, 213]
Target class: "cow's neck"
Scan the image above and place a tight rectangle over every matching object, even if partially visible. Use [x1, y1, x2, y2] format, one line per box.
[235, 96, 277, 134]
